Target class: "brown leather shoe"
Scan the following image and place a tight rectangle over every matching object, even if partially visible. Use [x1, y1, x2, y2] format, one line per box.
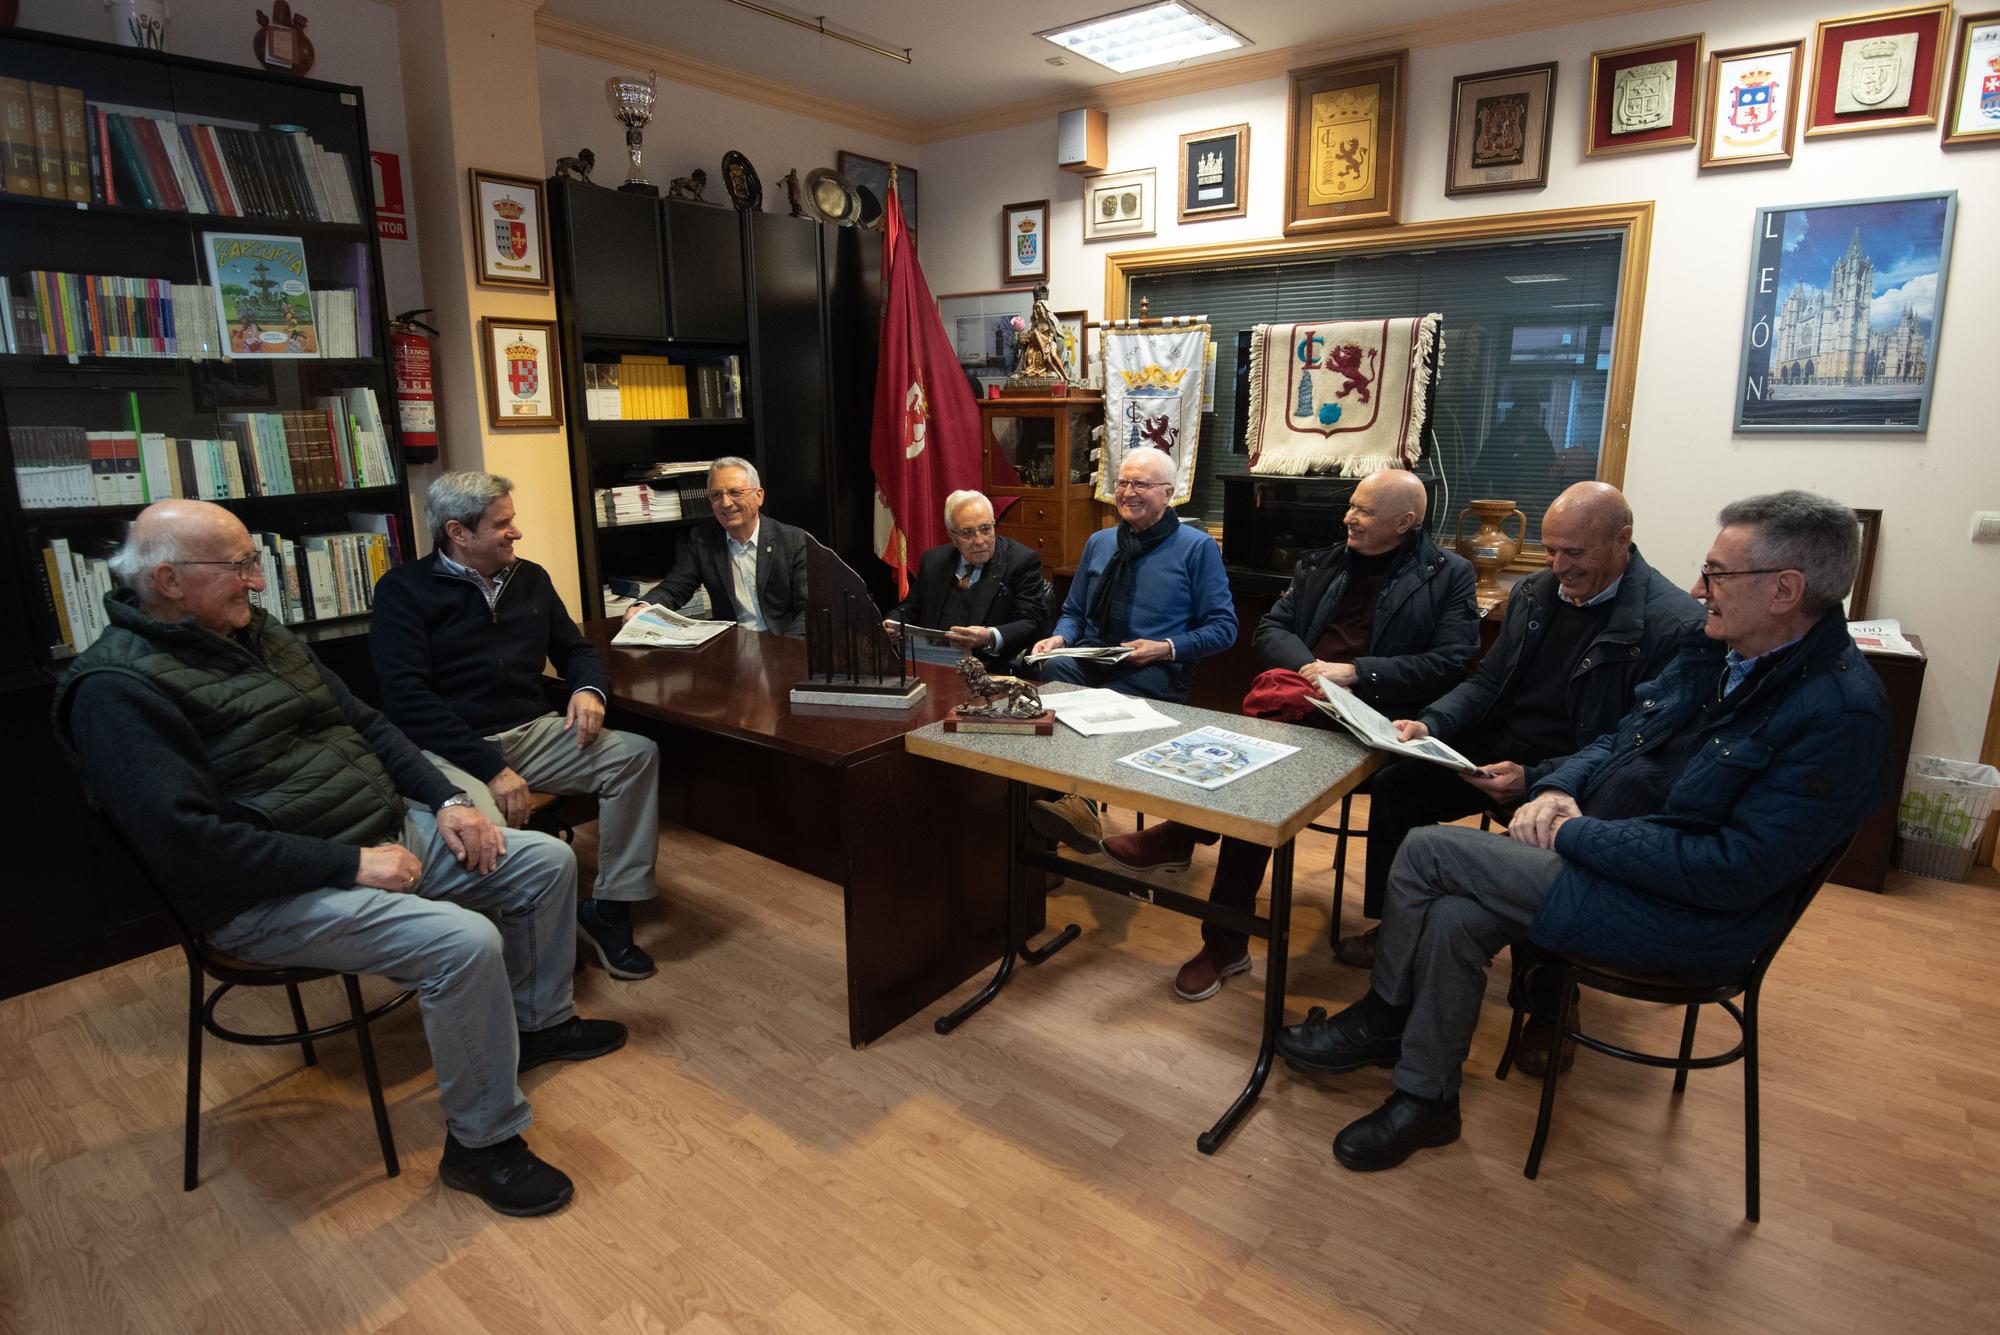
[1334, 925, 1378, 969]
[1028, 793, 1102, 853]
[1173, 944, 1251, 1001]
[1103, 820, 1219, 873]
[1514, 1007, 1578, 1078]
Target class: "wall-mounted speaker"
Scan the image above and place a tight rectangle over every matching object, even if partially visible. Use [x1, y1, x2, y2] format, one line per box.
[1057, 107, 1107, 173]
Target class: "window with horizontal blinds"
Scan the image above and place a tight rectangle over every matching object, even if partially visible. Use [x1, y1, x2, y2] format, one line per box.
[1126, 232, 1625, 545]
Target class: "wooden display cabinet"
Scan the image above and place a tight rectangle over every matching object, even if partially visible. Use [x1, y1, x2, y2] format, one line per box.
[979, 391, 1105, 571]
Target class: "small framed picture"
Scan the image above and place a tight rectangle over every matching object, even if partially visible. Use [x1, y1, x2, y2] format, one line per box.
[1587, 34, 1704, 156]
[1177, 123, 1248, 222]
[1082, 167, 1156, 243]
[469, 169, 550, 289]
[1702, 40, 1805, 168]
[1055, 309, 1089, 381]
[1445, 62, 1557, 196]
[1001, 199, 1049, 284]
[1284, 51, 1406, 234]
[480, 317, 562, 429]
[1806, 5, 1952, 138]
[938, 288, 1035, 398]
[1940, 9, 2000, 146]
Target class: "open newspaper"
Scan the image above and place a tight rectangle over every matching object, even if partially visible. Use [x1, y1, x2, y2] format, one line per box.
[1025, 645, 1135, 665]
[885, 619, 956, 642]
[610, 604, 733, 649]
[1309, 679, 1487, 774]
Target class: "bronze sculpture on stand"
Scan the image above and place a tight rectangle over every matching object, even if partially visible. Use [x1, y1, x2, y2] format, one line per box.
[1005, 282, 1072, 392]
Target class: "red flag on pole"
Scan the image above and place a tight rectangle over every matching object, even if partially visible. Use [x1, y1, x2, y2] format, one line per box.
[869, 171, 984, 601]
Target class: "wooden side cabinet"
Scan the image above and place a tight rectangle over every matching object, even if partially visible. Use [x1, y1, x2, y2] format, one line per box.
[979, 391, 1105, 571]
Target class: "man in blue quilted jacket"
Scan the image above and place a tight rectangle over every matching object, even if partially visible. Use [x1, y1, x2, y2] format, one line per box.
[1274, 491, 1890, 1171]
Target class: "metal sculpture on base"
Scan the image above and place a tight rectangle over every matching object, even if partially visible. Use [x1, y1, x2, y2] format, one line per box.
[946, 658, 1054, 735]
[790, 537, 926, 709]
[554, 148, 596, 184]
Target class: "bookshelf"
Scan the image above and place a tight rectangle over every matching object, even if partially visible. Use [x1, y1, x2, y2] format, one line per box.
[0, 27, 412, 681]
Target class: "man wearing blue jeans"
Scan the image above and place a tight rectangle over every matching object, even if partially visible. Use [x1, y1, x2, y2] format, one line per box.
[58, 500, 624, 1217]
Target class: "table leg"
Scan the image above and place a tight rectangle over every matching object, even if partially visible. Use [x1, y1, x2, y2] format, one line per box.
[936, 780, 1081, 1032]
[1198, 837, 1294, 1154]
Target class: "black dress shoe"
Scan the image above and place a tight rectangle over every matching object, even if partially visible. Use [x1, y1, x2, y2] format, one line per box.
[1513, 1008, 1578, 1079]
[1276, 1004, 1402, 1074]
[518, 1016, 627, 1073]
[439, 1134, 574, 1216]
[577, 900, 657, 980]
[1332, 1091, 1462, 1172]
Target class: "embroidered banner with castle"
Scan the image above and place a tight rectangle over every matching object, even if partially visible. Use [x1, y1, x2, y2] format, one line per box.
[1245, 313, 1443, 477]
[1098, 322, 1211, 506]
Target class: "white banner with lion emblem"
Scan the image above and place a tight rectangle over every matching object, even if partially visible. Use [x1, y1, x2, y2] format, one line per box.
[1244, 313, 1442, 477]
[1098, 322, 1210, 505]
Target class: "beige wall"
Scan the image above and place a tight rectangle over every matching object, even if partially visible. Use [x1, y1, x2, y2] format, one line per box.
[918, 0, 2000, 762]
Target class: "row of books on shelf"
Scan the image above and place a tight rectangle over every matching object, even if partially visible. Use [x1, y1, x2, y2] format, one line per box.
[11, 389, 394, 509]
[583, 355, 743, 421]
[1, 272, 368, 359]
[1, 78, 362, 223]
[40, 515, 404, 656]
[594, 482, 714, 527]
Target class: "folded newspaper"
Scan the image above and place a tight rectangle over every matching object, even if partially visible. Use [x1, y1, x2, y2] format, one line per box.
[1041, 687, 1178, 736]
[1025, 645, 1135, 665]
[610, 604, 733, 648]
[1309, 680, 1487, 773]
[886, 619, 956, 641]
[1847, 618, 1921, 657]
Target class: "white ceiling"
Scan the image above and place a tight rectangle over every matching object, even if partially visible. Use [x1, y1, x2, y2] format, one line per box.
[540, 0, 1549, 127]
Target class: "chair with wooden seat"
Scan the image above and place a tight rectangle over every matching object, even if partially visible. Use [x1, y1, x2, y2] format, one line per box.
[1493, 838, 1852, 1222]
[94, 806, 417, 1191]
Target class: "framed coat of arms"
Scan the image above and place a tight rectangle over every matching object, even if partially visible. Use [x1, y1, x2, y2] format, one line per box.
[469, 169, 550, 289]
[481, 317, 563, 429]
[1701, 40, 1805, 168]
[1941, 8, 2000, 145]
[1587, 35, 1703, 156]
[1445, 62, 1557, 195]
[1805, 4, 1952, 138]
[1283, 51, 1406, 235]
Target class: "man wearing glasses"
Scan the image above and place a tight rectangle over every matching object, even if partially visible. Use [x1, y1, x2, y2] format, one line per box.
[372, 472, 664, 982]
[629, 456, 809, 638]
[1027, 446, 1237, 849]
[58, 500, 625, 1217]
[1275, 491, 1890, 1172]
[883, 489, 1050, 668]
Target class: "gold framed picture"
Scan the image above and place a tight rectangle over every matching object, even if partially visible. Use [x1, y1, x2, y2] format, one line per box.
[1940, 9, 2000, 146]
[1805, 4, 1952, 138]
[1081, 168, 1156, 243]
[1445, 62, 1557, 196]
[1587, 34, 1704, 156]
[1283, 50, 1406, 235]
[1177, 123, 1248, 223]
[1701, 40, 1805, 168]
[468, 169, 550, 289]
[480, 317, 562, 430]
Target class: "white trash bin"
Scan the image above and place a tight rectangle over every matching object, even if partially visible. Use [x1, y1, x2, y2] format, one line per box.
[1894, 756, 1999, 881]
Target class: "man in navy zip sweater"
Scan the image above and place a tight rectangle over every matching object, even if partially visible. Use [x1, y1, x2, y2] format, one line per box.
[371, 472, 663, 980]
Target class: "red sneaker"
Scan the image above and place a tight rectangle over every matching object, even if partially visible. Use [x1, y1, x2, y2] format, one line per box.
[1173, 944, 1252, 1001]
[1102, 820, 1218, 874]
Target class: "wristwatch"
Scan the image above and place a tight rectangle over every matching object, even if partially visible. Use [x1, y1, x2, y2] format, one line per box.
[435, 793, 475, 814]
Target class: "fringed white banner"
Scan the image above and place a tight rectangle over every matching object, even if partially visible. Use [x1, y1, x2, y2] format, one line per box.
[1246, 314, 1443, 477]
[1098, 323, 1211, 505]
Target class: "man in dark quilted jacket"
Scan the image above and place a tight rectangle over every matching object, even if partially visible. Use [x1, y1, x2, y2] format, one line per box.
[1274, 491, 1891, 1172]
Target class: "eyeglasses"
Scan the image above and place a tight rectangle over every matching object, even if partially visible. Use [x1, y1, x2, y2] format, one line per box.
[174, 557, 261, 580]
[1696, 564, 1790, 584]
[953, 523, 996, 540]
[706, 487, 757, 504]
[1113, 479, 1169, 493]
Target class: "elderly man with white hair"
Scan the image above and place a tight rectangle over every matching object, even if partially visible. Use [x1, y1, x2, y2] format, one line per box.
[884, 489, 1050, 667]
[57, 500, 625, 1218]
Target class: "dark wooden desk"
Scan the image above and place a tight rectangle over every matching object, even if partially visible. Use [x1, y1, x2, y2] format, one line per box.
[584, 620, 1020, 1045]
[1839, 637, 1928, 892]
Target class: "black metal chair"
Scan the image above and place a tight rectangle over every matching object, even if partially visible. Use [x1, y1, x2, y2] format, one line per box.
[94, 806, 416, 1191]
[1494, 838, 1853, 1222]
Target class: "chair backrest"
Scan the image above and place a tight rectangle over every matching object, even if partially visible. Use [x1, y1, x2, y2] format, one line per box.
[81, 792, 211, 965]
[1749, 835, 1855, 982]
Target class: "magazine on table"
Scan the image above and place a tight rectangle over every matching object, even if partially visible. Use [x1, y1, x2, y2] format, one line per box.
[1117, 726, 1299, 791]
[1041, 687, 1178, 736]
[610, 604, 733, 648]
[1309, 679, 1488, 774]
[1025, 644, 1135, 665]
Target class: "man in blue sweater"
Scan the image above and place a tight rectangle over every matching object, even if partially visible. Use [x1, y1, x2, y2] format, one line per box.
[372, 473, 663, 981]
[1026, 446, 1238, 850]
[1275, 491, 1890, 1171]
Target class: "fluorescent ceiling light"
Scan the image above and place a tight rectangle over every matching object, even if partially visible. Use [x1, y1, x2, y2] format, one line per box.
[1503, 273, 1571, 284]
[1037, 3, 1248, 75]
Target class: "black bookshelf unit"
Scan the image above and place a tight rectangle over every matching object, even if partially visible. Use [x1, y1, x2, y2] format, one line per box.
[0, 26, 413, 998]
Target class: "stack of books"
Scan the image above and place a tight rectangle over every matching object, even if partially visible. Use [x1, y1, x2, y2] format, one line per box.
[583, 355, 743, 420]
[1, 79, 363, 222]
[595, 484, 681, 526]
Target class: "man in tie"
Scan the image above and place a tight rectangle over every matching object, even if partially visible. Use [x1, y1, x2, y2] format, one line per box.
[628, 457, 810, 637]
[883, 489, 1050, 668]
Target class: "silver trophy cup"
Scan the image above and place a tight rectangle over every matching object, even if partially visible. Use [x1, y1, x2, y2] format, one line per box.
[605, 74, 658, 196]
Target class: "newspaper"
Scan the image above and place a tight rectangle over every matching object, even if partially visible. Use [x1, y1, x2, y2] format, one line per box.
[886, 619, 956, 642]
[1025, 644, 1135, 665]
[1118, 726, 1299, 791]
[1041, 687, 1178, 736]
[1309, 679, 1487, 773]
[1848, 618, 1921, 657]
[610, 604, 733, 649]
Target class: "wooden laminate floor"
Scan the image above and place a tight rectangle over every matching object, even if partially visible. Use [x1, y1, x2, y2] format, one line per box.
[4, 808, 1997, 1334]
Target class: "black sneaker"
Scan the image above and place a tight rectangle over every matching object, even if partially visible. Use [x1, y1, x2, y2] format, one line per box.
[439, 1134, 574, 1216]
[576, 899, 657, 979]
[518, 1016, 628, 1073]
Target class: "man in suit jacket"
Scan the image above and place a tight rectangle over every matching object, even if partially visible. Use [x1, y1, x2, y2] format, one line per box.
[883, 490, 1050, 668]
[630, 457, 810, 637]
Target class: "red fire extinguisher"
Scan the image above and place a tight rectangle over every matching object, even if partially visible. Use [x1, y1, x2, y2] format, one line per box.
[390, 309, 440, 460]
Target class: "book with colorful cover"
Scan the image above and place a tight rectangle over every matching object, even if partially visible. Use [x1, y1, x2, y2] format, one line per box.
[203, 232, 319, 358]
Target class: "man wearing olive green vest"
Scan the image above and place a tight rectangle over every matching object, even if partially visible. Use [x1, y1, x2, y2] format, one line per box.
[56, 500, 623, 1218]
